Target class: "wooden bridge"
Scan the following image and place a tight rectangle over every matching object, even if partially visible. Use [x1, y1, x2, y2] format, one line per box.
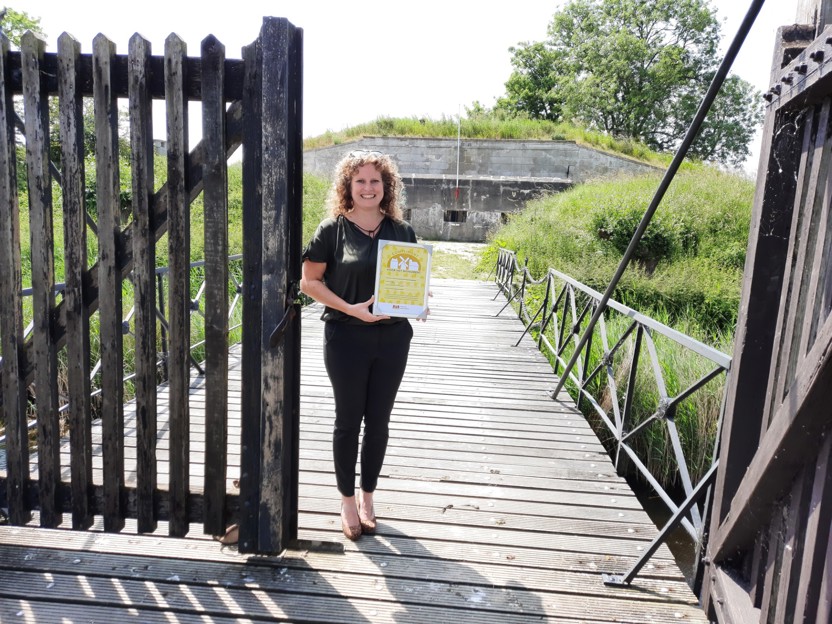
[5, 4, 832, 622]
[0, 279, 707, 622]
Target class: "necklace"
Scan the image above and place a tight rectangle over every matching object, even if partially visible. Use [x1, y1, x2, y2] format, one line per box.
[349, 217, 384, 238]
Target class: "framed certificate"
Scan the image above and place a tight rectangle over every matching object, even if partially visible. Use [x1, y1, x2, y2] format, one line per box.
[373, 240, 433, 319]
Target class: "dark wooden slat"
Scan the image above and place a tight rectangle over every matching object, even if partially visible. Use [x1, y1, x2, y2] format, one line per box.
[4, 478, 237, 522]
[238, 37, 264, 553]
[762, 106, 815, 431]
[258, 17, 297, 554]
[0, 34, 30, 525]
[201, 34, 229, 538]
[57, 32, 93, 530]
[792, 434, 832, 623]
[128, 33, 158, 534]
[711, 313, 832, 559]
[769, 100, 831, 425]
[710, 567, 761, 624]
[286, 18, 303, 554]
[759, 511, 784, 622]
[18, 101, 245, 388]
[773, 467, 814, 623]
[0, 568, 599, 624]
[93, 33, 125, 532]
[800, 104, 832, 357]
[704, 103, 804, 597]
[819, 534, 832, 624]
[21, 31, 61, 529]
[2, 50, 246, 100]
[164, 33, 191, 538]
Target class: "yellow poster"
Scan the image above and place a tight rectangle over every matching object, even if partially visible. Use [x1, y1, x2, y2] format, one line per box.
[373, 240, 432, 318]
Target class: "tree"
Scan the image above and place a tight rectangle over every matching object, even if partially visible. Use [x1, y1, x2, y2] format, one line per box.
[499, 42, 564, 122]
[496, 0, 762, 166]
[0, 7, 43, 46]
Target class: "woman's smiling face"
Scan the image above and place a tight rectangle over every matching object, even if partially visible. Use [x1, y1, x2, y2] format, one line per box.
[350, 163, 384, 211]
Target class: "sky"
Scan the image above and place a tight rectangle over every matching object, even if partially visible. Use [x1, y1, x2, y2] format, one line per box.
[13, 0, 799, 173]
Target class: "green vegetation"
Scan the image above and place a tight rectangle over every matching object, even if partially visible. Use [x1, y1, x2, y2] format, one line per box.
[484, 165, 753, 337]
[430, 245, 491, 281]
[303, 114, 671, 168]
[480, 163, 753, 488]
[496, 0, 762, 167]
[546, 292, 731, 488]
[7, 163, 331, 429]
[0, 7, 43, 45]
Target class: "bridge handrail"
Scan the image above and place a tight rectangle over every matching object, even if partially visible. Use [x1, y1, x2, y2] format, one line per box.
[496, 248, 730, 367]
[495, 246, 732, 586]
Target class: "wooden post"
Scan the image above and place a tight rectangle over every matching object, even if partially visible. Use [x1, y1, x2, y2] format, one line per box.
[164, 33, 191, 538]
[129, 33, 157, 534]
[238, 37, 264, 554]
[0, 34, 30, 526]
[22, 31, 61, 529]
[93, 33, 126, 533]
[202, 34, 229, 538]
[699, 26, 809, 615]
[58, 32, 93, 530]
[257, 16, 302, 554]
[797, 0, 832, 31]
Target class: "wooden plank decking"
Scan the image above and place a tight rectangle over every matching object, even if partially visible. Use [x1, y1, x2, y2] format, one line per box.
[0, 278, 708, 622]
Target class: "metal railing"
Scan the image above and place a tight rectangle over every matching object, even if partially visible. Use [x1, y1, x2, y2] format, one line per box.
[495, 247, 731, 587]
[0, 255, 244, 445]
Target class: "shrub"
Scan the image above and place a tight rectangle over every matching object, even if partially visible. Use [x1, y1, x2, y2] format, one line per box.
[486, 166, 753, 338]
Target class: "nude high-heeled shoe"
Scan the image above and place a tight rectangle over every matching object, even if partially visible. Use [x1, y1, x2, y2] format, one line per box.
[341, 504, 362, 541]
[358, 499, 376, 534]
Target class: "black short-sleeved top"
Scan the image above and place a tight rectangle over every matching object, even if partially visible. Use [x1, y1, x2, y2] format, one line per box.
[302, 214, 418, 324]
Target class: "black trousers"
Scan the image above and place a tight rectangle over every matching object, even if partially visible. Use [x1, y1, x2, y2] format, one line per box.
[324, 320, 413, 496]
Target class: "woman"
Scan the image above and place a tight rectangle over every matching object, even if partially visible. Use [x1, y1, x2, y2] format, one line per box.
[300, 150, 418, 540]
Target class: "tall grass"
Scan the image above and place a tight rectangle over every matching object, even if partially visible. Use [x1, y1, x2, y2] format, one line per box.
[486, 162, 753, 489]
[485, 166, 754, 337]
[303, 115, 672, 168]
[507, 273, 730, 490]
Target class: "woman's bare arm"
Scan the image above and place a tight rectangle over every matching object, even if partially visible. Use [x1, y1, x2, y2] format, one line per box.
[300, 259, 389, 323]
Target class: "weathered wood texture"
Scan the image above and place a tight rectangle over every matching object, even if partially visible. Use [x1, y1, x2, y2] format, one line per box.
[702, 23, 832, 624]
[0, 19, 300, 546]
[93, 33, 126, 532]
[21, 31, 62, 529]
[129, 33, 158, 535]
[246, 17, 303, 555]
[201, 34, 230, 539]
[58, 33, 93, 532]
[0, 279, 707, 622]
[239, 35, 265, 554]
[797, 0, 832, 32]
[164, 33, 191, 538]
[0, 34, 30, 526]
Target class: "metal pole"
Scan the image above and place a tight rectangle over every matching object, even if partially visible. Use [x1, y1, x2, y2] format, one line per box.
[550, 0, 765, 400]
[455, 104, 461, 198]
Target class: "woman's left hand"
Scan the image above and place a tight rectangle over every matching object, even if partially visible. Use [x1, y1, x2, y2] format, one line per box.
[349, 295, 390, 323]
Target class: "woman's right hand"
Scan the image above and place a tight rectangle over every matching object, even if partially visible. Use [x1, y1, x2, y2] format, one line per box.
[349, 296, 390, 323]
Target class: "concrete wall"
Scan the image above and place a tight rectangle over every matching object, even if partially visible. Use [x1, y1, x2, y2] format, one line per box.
[304, 136, 656, 242]
[403, 174, 570, 241]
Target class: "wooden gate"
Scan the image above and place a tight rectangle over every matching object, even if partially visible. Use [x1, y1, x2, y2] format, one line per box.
[700, 11, 832, 623]
[0, 17, 302, 554]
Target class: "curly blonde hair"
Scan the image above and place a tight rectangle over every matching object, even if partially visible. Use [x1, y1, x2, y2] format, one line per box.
[326, 150, 404, 221]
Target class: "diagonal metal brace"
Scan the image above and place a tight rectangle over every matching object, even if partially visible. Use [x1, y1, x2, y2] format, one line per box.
[602, 460, 718, 587]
